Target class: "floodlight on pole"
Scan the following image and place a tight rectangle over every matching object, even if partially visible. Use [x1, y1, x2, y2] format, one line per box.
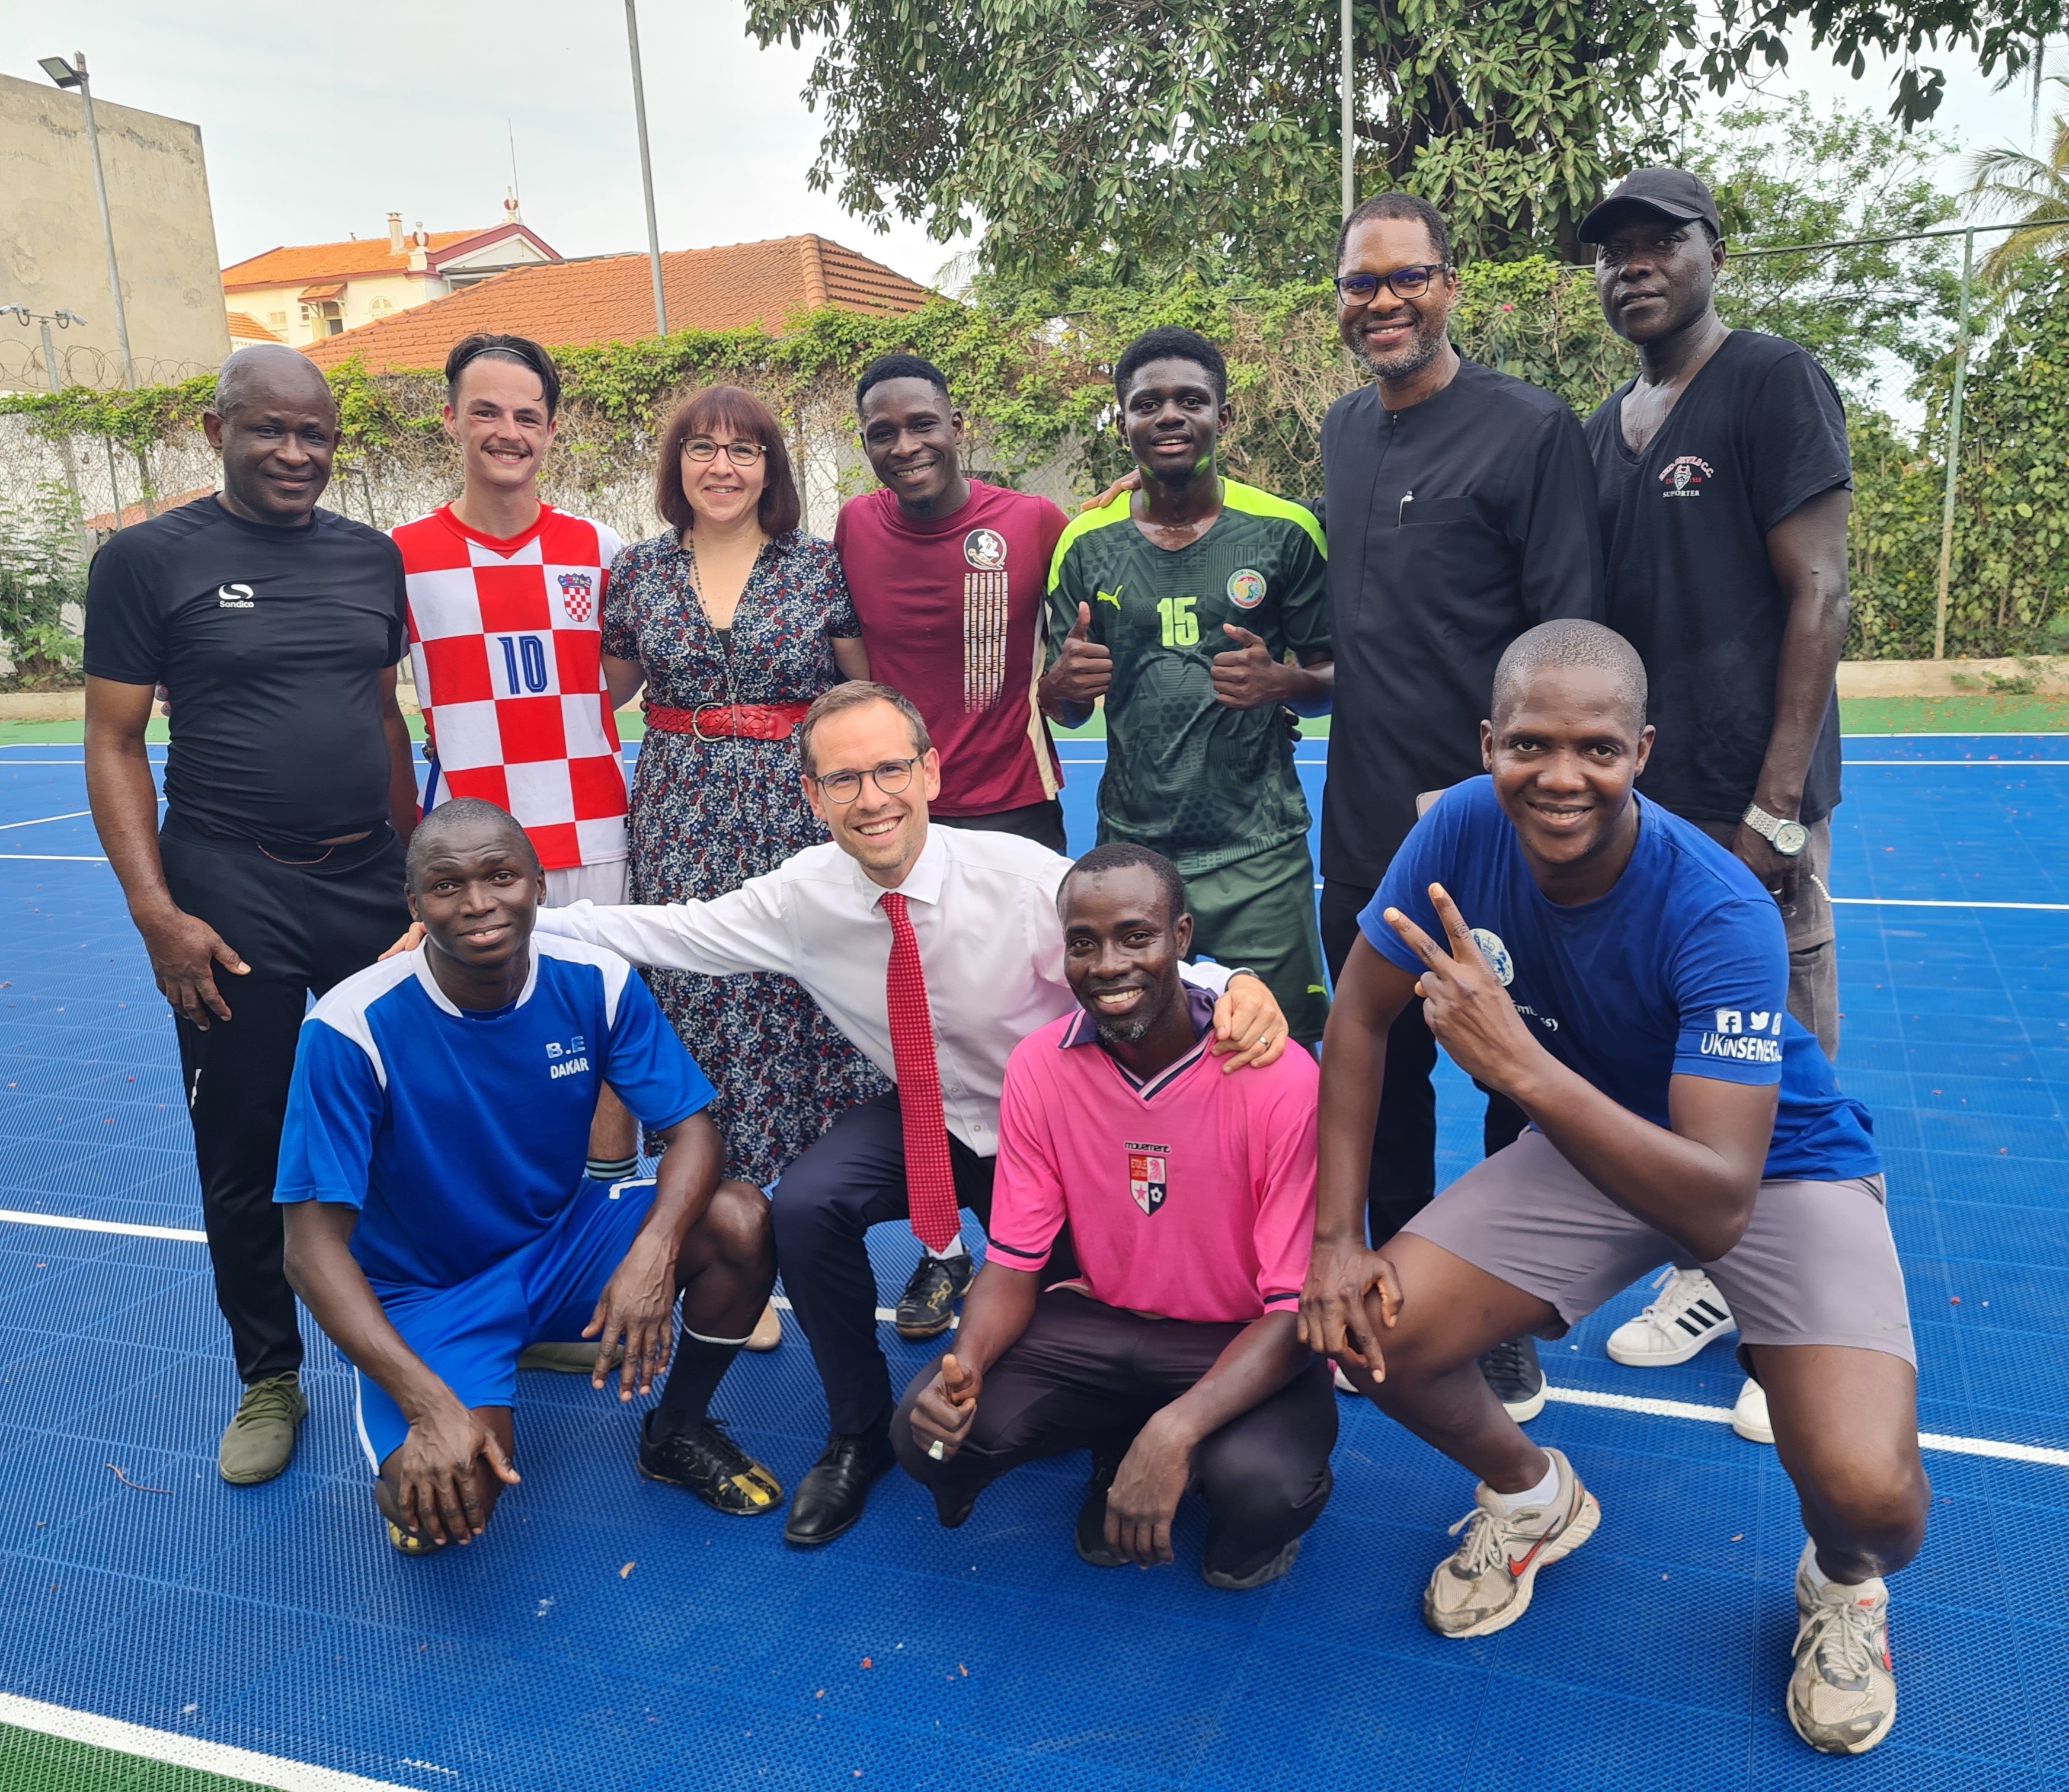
[622, 0, 669, 338]
[41, 52, 138, 393]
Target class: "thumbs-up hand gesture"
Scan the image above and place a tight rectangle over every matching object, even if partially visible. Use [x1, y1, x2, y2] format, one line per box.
[909, 1350, 985, 1463]
[1210, 622, 1283, 711]
[1041, 600, 1114, 713]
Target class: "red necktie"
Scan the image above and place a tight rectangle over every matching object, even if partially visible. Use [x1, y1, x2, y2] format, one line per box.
[880, 891, 961, 1252]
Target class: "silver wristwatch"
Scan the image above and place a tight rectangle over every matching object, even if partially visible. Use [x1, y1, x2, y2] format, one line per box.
[1741, 802, 1808, 856]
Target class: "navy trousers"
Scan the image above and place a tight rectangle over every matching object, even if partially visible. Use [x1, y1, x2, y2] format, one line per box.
[772, 1093, 1041, 1436]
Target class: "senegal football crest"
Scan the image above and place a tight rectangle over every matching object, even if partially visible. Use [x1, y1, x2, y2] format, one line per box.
[1226, 568, 1267, 609]
[1127, 1143, 1169, 1215]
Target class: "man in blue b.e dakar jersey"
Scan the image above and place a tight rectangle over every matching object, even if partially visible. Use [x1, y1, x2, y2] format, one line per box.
[274, 799, 783, 1552]
[1303, 620, 1924, 1759]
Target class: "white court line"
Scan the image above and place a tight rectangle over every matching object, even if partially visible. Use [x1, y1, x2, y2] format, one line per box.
[1843, 759, 2069, 766]
[1543, 1387, 2069, 1468]
[1830, 896, 2069, 911]
[0, 809, 91, 831]
[0, 853, 108, 863]
[0, 1692, 411, 1792]
[0, 1208, 207, 1243]
[3, 1210, 2058, 1471]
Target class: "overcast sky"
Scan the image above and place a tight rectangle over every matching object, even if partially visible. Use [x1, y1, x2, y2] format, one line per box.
[5, 2, 2054, 284]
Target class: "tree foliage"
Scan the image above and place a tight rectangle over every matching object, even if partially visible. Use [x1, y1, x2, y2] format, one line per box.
[744, 0, 2051, 281]
[1964, 74, 2069, 280]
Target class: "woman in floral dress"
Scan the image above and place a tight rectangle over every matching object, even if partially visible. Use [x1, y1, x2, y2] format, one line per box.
[602, 386, 885, 1196]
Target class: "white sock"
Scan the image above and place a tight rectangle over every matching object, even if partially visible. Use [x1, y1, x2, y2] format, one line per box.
[1498, 1457, 1560, 1513]
[925, 1239, 970, 1263]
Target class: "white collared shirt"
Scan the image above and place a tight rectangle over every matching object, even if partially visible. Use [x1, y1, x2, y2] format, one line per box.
[533, 824, 1229, 1156]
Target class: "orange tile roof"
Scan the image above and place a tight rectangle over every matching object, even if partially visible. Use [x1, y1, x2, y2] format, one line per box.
[301, 235, 936, 375]
[225, 311, 284, 344]
[222, 230, 489, 290]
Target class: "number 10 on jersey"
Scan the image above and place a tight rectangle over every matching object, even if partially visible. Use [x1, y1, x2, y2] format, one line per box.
[1156, 596, 1199, 648]
[497, 633, 551, 695]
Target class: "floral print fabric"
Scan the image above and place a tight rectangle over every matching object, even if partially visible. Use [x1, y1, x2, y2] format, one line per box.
[604, 527, 888, 1185]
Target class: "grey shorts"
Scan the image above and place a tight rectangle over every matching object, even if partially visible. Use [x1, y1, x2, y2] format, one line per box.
[1402, 1128, 1915, 1369]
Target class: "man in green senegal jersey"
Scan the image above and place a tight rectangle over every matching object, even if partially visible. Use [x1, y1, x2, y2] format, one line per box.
[1040, 327, 1335, 1045]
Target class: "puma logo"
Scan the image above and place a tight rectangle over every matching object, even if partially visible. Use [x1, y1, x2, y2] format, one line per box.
[1096, 586, 1124, 609]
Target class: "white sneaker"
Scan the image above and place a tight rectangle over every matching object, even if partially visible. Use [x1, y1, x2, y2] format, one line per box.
[1606, 1268, 1737, 1367]
[1789, 1561, 1897, 1754]
[1731, 1378, 1774, 1444]
[1421, 1448, 1601, 1639]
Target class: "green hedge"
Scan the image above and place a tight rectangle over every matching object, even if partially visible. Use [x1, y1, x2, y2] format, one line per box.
[8, 257, 2064, 662]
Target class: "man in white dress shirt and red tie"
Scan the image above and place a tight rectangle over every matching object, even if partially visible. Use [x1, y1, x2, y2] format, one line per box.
[533, 681, 1290, 1544]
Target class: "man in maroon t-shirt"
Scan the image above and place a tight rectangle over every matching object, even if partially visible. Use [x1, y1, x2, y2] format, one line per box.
[834, 356, 1070, 851]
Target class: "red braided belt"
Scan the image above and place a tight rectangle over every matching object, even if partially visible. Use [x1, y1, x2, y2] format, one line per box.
[643, 701, 811, 741]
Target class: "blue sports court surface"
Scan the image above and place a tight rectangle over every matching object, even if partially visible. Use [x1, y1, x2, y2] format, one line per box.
[0, 728, 2065, 1790]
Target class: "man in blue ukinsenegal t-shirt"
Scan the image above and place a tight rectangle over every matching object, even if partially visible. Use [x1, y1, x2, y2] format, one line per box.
[273, 799, 784, 1553]
[1303, 620, 1924, 1759]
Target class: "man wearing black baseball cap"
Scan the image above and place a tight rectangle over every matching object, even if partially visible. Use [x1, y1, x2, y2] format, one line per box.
[1576, 169, 1855, 1497]
[1579, 167, 1848, 1057]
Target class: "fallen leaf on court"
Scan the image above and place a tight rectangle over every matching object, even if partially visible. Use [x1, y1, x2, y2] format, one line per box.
[620, 1561, 635, 1579]
[860, 1657, 872, 1669]
[1731, 1534, 1744, 1543]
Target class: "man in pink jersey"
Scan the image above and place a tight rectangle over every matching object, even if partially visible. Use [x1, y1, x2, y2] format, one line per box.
[894, 842, 1336, 1590]
[836, 355, 1070, 853]
[391, 334, 639, 1187]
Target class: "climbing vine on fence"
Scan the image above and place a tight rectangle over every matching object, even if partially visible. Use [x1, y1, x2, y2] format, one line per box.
[5, 260, 2066, 660]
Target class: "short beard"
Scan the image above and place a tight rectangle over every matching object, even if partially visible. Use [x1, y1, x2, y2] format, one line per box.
[1350, 312, 1446, 381]
[1091, 1006, 1160, 1046]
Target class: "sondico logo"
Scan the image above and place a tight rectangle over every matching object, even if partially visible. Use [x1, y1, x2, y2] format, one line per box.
[1701, 1007, 1783, 1063]
[545, 1035, 591, 1080]
[216, 583, 255, 609]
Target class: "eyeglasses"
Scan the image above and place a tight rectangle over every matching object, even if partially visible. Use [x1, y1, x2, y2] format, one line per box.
[1334, 264, 1449, 306]
[813, 756, 921, 804]
[682, 437, 768, 465]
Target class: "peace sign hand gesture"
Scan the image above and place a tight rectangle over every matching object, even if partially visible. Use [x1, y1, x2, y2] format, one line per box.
[1382, 883, 1543, 1096]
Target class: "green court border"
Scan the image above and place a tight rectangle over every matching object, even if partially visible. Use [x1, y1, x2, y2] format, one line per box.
[7, 692, 2068, 751]
[0, 1723, 268, 1792]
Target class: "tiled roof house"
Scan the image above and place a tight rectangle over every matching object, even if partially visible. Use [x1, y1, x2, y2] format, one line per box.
[300, 234, 934, 373]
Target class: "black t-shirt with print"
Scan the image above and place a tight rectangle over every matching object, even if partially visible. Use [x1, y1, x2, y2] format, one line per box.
[1585, 331, 1851, 827]
[85, 497, 408, 844]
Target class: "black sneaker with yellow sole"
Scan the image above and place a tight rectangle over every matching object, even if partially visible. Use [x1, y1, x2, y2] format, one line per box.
[896, 1252, 974, 1340]
[637, 1415, 783, 1515]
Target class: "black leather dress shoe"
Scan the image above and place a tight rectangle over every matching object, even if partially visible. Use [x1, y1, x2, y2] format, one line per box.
[783, 1428, 897, 1546]
[896, 1253, 974, 1339]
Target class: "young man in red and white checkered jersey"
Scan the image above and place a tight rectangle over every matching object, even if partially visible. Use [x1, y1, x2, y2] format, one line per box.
[391, 335, 643, 1187]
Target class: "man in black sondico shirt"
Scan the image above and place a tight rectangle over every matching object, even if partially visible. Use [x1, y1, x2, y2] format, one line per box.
[1317, 193, 1603, 1419]
[84, 345, 419, 1487]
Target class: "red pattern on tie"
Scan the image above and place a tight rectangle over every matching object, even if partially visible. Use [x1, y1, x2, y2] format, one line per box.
[880, 891, 961, 1252]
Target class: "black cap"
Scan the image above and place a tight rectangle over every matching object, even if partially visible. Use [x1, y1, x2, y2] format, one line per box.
[1576, 168, 1722, 245]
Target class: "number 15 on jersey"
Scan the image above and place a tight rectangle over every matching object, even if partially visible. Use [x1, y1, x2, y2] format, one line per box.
[1156, 596, 1199, 648]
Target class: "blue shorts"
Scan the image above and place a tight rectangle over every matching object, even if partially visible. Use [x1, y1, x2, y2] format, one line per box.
[353, 1177, 657, 1471]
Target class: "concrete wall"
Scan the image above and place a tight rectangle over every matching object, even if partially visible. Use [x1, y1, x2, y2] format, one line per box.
[0, 72, 230, 392]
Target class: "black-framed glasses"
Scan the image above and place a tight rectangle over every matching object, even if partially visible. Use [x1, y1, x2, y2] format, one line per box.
[682, 437, 768, 465]
[813, 756, 921, 804]
[1334, 264, 1449, 305]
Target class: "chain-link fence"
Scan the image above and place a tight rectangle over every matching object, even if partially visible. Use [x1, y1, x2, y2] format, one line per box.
[3, 223, 2063, 689]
